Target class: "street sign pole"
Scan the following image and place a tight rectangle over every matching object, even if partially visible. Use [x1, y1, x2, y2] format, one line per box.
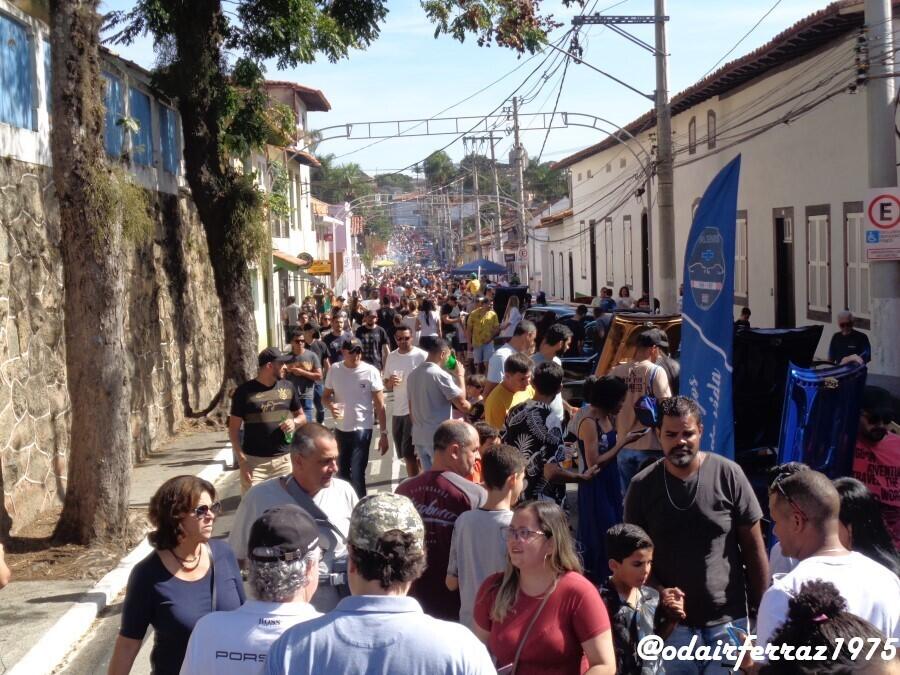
[865, 0, 900, 375]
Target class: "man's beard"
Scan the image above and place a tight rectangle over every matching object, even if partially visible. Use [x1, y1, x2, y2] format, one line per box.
[667, 447, 696, 467]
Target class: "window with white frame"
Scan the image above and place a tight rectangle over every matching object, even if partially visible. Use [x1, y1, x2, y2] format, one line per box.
[0, 12, 34, 130]
[580, 221, 587, 279]
[806, 205, 831, 321]
[604, 217, 614, 285]
[844, 203, 870, 327]
[735, 211, 748, 302]
[623, 215, 633, 288]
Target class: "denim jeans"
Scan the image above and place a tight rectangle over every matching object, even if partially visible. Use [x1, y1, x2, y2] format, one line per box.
[416, 445, 434, 471]
[617, 447, 663, 494]
[313, 382, 325, 423]
[335, 429, 373, 497]
[300, 399, 315, 425]
[663, 617, 749, 674]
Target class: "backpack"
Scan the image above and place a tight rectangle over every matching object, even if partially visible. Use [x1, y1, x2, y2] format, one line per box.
[633, 365, 660, 428]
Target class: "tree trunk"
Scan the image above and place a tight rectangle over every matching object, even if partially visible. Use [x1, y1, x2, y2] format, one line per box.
[50, 0, 132, 544]
[161, 0, 259, 393]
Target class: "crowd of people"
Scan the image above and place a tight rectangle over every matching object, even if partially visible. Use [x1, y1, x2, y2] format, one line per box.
[18, 265, 897, 674]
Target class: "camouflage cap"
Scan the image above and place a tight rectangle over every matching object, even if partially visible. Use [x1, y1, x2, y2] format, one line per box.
[349, 493, 424, 555]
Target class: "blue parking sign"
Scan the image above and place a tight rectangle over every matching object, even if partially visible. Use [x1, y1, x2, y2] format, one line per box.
[866, 230, 880, 244]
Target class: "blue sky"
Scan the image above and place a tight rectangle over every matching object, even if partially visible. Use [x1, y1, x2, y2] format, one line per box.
[101, 0, 826, 174]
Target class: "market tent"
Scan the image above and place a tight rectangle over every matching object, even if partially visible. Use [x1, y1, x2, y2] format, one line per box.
[451, 258, 507, 275]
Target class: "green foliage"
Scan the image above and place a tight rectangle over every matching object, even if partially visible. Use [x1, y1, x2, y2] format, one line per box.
[220, 58, 294, 156]
[265, 159, 291, 220]
[226, 173, 269, 264]
[311, 153, 373, 204]
[525, 160, 568, 204]
[87, 166, 154, 247]
[421, 0, 567, 52]
[423, 150, 455, 188]
[375, 172, 413, 191]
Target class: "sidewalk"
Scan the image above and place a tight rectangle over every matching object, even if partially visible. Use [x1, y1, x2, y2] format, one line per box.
[0, 430, 232, 675]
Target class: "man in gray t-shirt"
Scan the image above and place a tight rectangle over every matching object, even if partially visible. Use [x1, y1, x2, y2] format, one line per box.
[406, 337, 469, 470]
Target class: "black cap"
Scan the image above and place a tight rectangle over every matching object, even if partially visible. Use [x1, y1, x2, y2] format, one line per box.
[637, 328, 669, 349]
[258, 347, 293, 367]
[248, 504, 320, 562]
[342, 337, 364, 353]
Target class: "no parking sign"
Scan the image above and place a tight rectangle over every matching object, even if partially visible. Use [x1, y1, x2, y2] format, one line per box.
[865, 189, 900, 261]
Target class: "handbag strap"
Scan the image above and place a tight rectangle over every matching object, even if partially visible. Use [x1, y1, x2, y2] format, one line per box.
[511, 578, 558, 674]
[645, 365, 658, 396]
[283, 477, 347, 543]
[207, 543, 216, 612]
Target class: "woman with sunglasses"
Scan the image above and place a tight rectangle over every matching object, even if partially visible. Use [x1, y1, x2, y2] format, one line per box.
[108, 476, 245, 675]
[473, 501, 616, 675]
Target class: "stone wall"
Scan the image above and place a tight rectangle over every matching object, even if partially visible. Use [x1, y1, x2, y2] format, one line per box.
[0, 157, 224, 535]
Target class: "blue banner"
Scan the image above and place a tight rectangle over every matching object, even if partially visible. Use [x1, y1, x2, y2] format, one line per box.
[681, 155, 741, 459]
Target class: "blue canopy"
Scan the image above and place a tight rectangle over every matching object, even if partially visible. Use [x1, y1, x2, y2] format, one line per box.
[452, 258, 507, 275]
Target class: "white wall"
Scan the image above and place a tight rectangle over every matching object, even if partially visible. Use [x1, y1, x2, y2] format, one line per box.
[551, 28, 896, 356]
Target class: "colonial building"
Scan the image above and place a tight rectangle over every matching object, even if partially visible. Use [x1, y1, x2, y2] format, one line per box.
[544, 0, 895, 358]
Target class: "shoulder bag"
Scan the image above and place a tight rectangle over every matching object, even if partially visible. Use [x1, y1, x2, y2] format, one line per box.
[497, 578, 559, 675]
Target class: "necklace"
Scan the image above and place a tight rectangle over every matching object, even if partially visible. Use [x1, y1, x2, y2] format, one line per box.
[172, 546, 203, 570]
[663, 455, 704, 511]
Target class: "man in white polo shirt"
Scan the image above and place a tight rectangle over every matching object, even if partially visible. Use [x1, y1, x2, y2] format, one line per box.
[181, 504, 321, 674]
[384, 325, 427, 478]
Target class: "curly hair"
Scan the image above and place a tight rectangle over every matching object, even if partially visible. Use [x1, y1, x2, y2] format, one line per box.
[148, 475, 216, 551]
[249, 549, 319, 602]
[350, 530, 426, 590]
[761, 580, 886, 675]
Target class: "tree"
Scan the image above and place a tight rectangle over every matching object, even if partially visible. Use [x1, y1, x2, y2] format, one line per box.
[525, 160, 568, 204]
[49, 0, 137, 543]
[312, 154, 374, 204]
[107, 0, 559, 414]
[375, 173, 413, 191]
[423, 150, 455, 188]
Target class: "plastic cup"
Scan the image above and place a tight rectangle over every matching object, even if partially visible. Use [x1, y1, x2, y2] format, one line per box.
[392, 370, 403, 384]
[333, 403, 344, 421]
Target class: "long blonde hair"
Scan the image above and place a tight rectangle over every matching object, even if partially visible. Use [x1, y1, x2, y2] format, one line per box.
[502, 295, 520, 323]
[490, 501, 583, 623]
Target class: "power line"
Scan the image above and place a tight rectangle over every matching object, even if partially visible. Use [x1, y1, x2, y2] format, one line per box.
[702, 0, 785, 78]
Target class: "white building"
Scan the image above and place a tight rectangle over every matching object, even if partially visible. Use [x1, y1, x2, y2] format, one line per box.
[544, 0, 897, 358]
[247, 81, 331, 347]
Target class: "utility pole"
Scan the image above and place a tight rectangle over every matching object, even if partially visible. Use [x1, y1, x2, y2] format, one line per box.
[489, 134, 502, 263]
[472, 146, 483, 259]
[653, 0, 676, 313]
[512, 96, 529, 283]
[571, 10, 671, 308]
[865, 0, 900, 375]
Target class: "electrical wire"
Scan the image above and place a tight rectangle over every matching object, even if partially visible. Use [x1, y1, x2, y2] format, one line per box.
[702, 0, 786, 78]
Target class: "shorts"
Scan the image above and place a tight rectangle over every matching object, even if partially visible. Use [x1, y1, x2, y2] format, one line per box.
[416, 445, 435, 471]
[392, 414, 415, 461]
[473, 343, 495, 364]
[241, 453, 292, 494]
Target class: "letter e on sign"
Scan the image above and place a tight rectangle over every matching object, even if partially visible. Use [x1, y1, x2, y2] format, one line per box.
[865, 189, 900, 261]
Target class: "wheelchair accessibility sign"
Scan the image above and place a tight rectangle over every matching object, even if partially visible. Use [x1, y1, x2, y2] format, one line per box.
[865, 189, 900, 260]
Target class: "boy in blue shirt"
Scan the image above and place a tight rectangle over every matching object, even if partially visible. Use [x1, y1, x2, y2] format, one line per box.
[599, 523, 680, 674]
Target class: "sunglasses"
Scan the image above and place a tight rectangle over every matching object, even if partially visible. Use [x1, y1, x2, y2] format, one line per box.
[293, 339, 305, 344]
[771, 475, 807, 520]
[190, 502, 222, 519]
[838, 322, 852, 328]
[501, 526, 549, 543]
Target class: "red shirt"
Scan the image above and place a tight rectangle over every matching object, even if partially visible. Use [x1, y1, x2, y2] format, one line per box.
[474, 571, 611, 675]
[854, 432, 900, 547]
[396, 470, 486, 621]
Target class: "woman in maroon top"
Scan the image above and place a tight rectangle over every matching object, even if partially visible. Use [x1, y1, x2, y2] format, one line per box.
[473, 501, 615, 675]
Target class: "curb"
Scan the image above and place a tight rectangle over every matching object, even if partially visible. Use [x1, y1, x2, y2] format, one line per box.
[8, 444, 234, 675]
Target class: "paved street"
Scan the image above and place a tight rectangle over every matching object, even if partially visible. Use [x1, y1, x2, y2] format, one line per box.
[57, 420, 403, 674]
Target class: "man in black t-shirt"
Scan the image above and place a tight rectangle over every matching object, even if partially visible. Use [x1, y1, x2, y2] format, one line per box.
[356, 310, 390, 371]
[322, 312, 352, 365]
[562, 304, 588, 356]
[828, 310, 872, 364]
[376, 296, 399, 349]
[440, 296, 462, 350]
[229, 347, 305, 494]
